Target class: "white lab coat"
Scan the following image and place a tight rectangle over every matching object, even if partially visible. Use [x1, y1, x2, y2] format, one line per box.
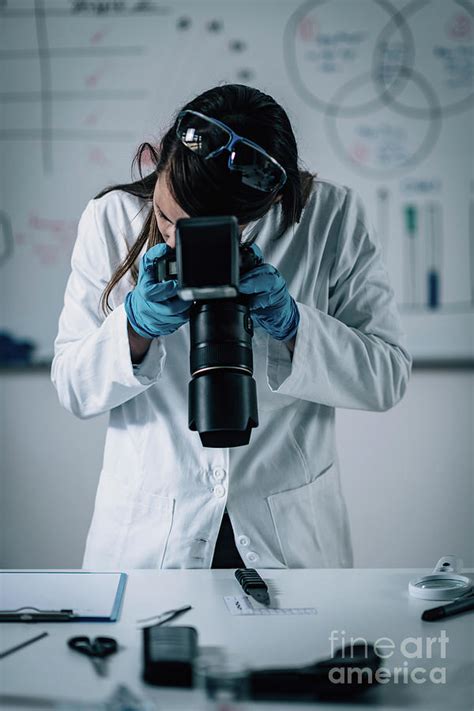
[52, 179, 411, 570]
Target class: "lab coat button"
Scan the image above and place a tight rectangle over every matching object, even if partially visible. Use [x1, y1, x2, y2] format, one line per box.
[213, 467, 226, 481]
[246, 551, 258, 562]
[238, 536, 250, 547]
[213, 484, 226, 498]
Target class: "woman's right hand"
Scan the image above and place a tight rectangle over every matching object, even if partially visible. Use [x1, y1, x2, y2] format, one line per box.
[124, 244, 191, 339]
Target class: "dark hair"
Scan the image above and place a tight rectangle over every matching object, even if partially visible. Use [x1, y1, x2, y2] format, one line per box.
[99, 84, 315, 313]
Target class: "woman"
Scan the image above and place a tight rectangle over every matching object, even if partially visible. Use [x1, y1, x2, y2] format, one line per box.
[52, 84, 411, 570]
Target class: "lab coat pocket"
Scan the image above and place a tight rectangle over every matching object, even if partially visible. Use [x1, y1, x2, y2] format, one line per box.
[253, 329, 297, 412]
[267, 463, 352, 568]
[82, 471, 174, 570]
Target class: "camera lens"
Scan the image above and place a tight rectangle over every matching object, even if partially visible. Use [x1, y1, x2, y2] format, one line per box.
[188, 300, 258, 447]
[190, 302, 253, 375]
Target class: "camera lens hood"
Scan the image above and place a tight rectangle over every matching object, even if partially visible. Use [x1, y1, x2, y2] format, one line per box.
[189, 370, 258, 447]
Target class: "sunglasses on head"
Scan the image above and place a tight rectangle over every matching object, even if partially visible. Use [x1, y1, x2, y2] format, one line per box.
[175, 109, 287, 193]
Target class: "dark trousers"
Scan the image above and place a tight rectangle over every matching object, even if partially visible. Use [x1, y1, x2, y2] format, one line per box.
[211, 511, 245, 569]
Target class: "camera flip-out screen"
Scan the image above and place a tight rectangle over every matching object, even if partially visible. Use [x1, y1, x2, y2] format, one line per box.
[176, 216, 240, 300]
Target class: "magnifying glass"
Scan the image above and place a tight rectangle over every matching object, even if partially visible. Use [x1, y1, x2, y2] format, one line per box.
[409, 555, 473, 601]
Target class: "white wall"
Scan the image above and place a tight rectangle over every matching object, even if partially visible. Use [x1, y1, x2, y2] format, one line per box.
[1, 369, 472, 569]
[1, 0, 473, 363]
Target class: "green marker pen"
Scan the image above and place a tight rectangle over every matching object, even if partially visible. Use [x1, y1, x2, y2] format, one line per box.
[404, 204, 418, 307]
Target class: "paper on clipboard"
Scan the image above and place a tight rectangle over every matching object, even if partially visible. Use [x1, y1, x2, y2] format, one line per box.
[0, 571, 127, 621]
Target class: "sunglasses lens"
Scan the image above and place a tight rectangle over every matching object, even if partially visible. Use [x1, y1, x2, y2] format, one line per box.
[230, 142, 284, 192]
[177, 112, 230, 156]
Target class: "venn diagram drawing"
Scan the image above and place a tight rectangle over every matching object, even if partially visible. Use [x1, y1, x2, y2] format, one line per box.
[284, 0, 473, 177]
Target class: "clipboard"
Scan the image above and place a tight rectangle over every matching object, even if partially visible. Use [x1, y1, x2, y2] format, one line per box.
[0, 571, 127, 622]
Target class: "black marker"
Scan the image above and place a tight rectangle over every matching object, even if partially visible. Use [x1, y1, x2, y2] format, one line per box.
[235, 568, 270, 606]
[422, 594, 474, 621]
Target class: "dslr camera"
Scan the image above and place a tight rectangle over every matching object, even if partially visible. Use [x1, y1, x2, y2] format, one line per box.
[154, 216, 262, 448]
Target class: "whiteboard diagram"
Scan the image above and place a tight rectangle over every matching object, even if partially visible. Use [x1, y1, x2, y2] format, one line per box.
[0, 0, 473, 363]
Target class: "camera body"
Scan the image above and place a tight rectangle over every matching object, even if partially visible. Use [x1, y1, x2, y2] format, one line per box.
[154, 216, 261, 448]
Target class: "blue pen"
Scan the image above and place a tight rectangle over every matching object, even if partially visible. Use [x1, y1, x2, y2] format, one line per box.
[426, 201, 442, 309]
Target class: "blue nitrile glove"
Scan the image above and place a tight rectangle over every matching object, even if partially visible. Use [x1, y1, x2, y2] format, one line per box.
[238, 244, 300, 341]
[125, 244, 191, 339]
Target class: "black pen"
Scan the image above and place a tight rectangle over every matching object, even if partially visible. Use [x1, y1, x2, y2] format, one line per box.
[0, 631, 49, 659]
[422, 594, 474, 621]
[235, 568, 270, 606]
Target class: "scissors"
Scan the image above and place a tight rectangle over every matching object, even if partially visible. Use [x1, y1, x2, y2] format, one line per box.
[67, 636, 118, 677]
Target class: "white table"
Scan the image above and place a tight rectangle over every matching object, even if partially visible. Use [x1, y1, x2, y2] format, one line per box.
[0, 568, 473, 710]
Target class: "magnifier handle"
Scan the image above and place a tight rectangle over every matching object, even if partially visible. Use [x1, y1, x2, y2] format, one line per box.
[433, 555, 463, 575]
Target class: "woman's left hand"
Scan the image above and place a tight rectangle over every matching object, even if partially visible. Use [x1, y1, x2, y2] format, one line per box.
[238, 244, 300, 342]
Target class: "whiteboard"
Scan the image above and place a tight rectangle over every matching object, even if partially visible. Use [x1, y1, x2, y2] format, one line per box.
[1, 0, 473, 363]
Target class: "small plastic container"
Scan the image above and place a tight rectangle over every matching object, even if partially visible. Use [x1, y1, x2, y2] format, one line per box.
[194, 649, 250, 709]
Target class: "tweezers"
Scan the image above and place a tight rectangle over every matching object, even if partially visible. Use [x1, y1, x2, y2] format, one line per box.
[136, 604, 192, 626]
